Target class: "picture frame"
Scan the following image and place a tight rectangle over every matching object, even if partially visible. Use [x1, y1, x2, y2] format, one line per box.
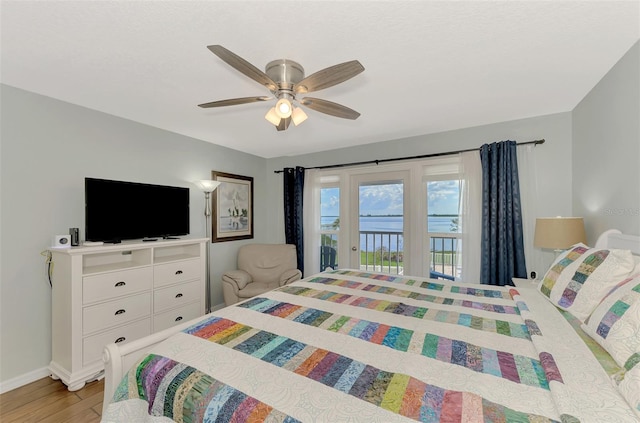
[211, 171, 254, 243]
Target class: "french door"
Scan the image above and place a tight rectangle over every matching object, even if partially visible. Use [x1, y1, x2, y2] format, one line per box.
[348, 171, 411, 274]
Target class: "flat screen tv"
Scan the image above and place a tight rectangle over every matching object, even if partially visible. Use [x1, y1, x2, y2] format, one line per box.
[85, 178, 190, 242]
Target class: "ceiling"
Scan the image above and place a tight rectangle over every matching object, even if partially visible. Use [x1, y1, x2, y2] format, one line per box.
[2, 1, 638, 159]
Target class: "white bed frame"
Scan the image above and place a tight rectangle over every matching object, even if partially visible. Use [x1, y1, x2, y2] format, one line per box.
[101, 229, 640, 414]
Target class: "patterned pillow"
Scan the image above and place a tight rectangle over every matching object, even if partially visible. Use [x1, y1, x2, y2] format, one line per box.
[616, 353, 640, 418]
[537, 246, 635, 321]
[538, 243, 589, 297]
[581, 273, 640, 367]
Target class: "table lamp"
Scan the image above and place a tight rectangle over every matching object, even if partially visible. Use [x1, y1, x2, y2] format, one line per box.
[534, 217, 587, 255]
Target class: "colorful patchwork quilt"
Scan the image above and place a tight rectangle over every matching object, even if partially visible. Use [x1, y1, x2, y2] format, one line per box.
[103, 270, 637, 422]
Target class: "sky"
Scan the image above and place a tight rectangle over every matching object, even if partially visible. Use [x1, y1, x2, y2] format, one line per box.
[320, 180, 460, 217]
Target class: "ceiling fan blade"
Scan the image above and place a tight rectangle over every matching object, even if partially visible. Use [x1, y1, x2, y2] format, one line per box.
[276, 117, 291, 131]
[207, 45, 278, 91]
[294, 60, 364, 94]
[300, 97, 361, 120]
[198, 96, 271, 108]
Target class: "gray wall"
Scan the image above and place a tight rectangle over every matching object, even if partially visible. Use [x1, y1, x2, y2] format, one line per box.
[573, 41, 640, 242]
[0, 84, 268, 385]
[265, 112, 575, 252]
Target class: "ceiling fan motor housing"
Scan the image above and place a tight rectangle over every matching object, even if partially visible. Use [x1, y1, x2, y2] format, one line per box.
[265, 59, 304, 92]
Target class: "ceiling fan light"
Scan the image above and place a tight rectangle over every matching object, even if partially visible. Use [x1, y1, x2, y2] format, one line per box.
[291, 107, 308, 126]
[275, 98, 292, 118]
[264, 107, 281, 125]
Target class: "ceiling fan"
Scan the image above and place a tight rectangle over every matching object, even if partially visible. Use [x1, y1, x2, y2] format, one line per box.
[198, 45, 365, 131]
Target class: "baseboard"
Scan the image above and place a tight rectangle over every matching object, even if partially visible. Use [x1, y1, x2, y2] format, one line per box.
[0, 366, 51, 394]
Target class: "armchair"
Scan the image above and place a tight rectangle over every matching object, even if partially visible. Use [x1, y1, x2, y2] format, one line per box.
[222, 243, 302, 306]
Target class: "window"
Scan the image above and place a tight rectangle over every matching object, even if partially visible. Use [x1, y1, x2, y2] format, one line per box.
[320, 185, 339, 270]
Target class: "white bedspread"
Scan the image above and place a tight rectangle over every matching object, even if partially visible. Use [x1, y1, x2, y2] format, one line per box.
[102, 270, 637, 422]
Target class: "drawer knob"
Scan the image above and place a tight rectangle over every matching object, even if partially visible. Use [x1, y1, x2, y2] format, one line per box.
[175, 316, 183, 322]
[115, 337, 126, 343]
[114, 281, 126, 287]
[175, 293, 183, 298]
[115, 309, 126, 315]
[175, 270, 183, 275]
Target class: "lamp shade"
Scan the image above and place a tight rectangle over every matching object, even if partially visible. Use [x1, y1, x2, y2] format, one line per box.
[534, 217, 587, 250]
[264, 107, 281, 126]
[291, 106, 308, 126]
[194, 180, 221, 193]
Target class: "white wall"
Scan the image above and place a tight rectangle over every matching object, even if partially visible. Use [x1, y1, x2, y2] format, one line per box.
[573, 41, 640, 242]
[0, 84, 269, 387]
[265, 112, 574, 273]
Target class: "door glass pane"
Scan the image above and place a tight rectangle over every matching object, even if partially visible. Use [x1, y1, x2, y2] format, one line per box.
[359, 181, 404, 274]
[426, 180, 460, 280]
[320, 187, 339, 271]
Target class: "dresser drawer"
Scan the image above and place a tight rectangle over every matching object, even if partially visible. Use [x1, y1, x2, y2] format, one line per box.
[83, 292, 151, 335]
[83, 267, 152, 304]
[153, 302, 202, 332]
[154, 258, 201, 288]
[82, 318, 151, 366]
[154, 279, 202, 313]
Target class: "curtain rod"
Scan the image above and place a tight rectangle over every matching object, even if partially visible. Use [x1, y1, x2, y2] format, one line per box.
[273, 139, 545, 173]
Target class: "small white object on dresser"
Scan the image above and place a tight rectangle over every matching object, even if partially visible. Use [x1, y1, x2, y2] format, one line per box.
[48, 237, 208, 391]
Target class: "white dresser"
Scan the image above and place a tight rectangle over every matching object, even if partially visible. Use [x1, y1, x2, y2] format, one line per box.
[48, 237, 208, 391]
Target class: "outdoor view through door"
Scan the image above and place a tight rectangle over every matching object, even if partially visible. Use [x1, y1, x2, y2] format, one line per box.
[427, 180, 460, 280]
[357, 180, 404, 274]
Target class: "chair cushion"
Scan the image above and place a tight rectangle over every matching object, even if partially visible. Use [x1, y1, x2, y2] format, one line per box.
[238, 281, 281, 298]
[238, 244, 298, 285]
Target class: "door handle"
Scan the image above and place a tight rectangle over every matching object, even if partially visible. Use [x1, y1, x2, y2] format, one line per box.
[351, 246, 357, 251]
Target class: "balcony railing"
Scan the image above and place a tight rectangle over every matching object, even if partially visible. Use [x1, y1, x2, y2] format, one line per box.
[360, 230, 404, 274]
[428, 234, 459, 281]
[319, 230, 459, 280]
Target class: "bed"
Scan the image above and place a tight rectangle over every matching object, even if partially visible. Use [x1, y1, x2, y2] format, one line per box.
[101, 230, 640, 422]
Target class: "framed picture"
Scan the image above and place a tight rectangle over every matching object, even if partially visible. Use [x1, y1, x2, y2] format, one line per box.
[211, 171, 254, 242]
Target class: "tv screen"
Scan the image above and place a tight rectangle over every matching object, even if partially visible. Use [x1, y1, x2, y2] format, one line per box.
[85, 178, 189, 242]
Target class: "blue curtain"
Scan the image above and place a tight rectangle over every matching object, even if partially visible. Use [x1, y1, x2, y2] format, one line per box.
[283, 167, 305, 273]
[479, 141, 527, 286]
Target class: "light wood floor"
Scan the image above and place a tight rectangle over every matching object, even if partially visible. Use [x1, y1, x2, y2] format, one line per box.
[0, 377, 103, 423]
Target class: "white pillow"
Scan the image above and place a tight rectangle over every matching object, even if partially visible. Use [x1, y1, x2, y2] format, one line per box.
[617, 354, 640, 419]
[538, 245, 635, 321]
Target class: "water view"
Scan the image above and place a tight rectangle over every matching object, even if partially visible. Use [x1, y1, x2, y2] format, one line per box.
[321, 215, 459, 252]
